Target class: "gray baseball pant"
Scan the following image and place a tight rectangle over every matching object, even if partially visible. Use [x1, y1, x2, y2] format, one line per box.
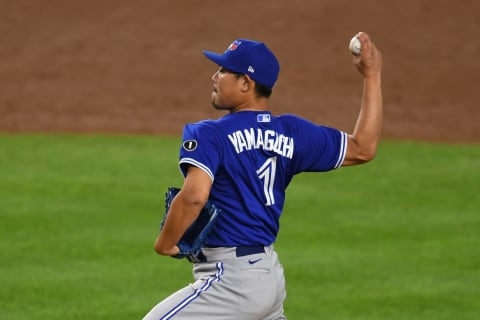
[143, 245, 287, 320]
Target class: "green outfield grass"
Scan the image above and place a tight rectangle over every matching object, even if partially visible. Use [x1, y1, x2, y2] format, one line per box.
[0, 134, 479, 320]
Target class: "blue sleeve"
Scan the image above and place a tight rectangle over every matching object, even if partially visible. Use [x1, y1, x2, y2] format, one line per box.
[286, 116, 347, 173]
[178, 121, 221, 181]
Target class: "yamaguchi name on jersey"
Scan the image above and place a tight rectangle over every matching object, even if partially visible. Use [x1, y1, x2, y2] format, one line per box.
[227, 128, 294, 159]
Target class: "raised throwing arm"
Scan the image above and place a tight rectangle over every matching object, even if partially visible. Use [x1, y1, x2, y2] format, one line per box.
[343, 32, 383, 166]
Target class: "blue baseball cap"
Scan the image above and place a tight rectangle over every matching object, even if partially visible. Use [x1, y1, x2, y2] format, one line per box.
[203, 39, 280, 89]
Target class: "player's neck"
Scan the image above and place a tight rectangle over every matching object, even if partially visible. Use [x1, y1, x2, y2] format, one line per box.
[230, 97, 269, 113]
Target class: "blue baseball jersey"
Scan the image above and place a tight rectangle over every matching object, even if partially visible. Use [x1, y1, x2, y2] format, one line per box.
[179, 111, 347, 247]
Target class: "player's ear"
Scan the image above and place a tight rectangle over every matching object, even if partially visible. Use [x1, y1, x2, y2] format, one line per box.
[240, 74, 254, 93]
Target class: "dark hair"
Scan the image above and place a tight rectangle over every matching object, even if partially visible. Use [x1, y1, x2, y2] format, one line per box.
[254, 83, 273, 98]
[232, 73, 273, 98]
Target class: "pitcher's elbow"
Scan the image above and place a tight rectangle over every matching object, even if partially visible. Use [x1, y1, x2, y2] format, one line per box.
[154, 239, 169, 256]
[363, 149, 377, 162]
[353, 148, 377, 164]
[154, 243, 163, 255]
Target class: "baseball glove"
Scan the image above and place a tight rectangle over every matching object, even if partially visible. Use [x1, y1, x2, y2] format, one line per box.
[161, 187, 221, 261]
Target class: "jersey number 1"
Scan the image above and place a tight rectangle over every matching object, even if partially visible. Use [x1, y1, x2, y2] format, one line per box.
[257, 157, 277, 206]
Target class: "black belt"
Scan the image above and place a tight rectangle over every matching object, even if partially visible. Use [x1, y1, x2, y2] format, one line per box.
[235, 246, 265, 257]
[189, 246, 265, 263]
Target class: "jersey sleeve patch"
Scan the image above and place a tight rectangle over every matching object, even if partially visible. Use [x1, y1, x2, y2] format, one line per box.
[183, 140, 198, 151]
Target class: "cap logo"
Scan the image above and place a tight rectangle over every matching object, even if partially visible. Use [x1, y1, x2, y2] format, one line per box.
[248, 66, 255, 73]
[227, 41, 241, 51]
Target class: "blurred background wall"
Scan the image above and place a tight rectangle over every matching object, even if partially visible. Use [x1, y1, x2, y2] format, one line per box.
[1, 0, 479, 142]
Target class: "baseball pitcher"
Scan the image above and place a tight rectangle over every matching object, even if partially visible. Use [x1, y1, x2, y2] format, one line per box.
[143, 32, 383, 319]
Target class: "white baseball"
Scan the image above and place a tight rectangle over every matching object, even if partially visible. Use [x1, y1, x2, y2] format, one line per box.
[349, 35, 361, 55]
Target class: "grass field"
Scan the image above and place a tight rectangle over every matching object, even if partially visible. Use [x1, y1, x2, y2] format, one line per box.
[0, 134, 479, 320]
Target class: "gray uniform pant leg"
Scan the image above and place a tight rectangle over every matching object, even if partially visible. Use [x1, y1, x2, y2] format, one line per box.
[143, 247, 287, 320]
